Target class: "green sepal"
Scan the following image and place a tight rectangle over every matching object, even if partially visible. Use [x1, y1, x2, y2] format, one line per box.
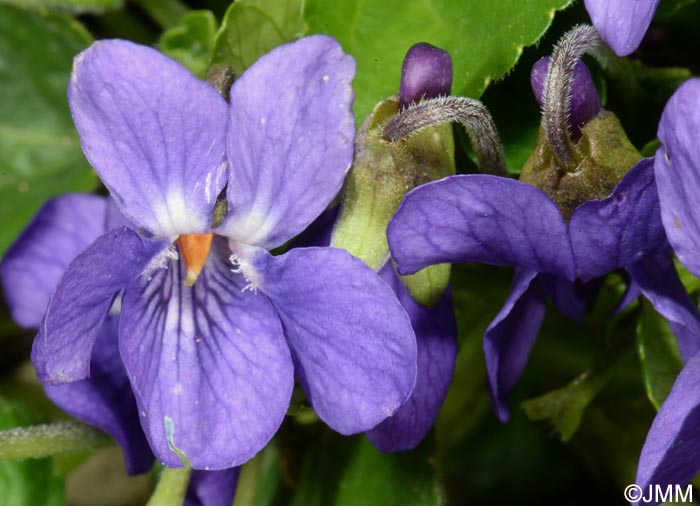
[331, 97, 455, 307]
[519, 111, 641, 221]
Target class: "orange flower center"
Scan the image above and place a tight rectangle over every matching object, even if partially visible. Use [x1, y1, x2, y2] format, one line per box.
[176, 233, 215, 286]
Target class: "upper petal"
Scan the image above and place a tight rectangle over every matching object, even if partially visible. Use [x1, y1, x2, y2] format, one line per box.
[247, 245, 418, 434]
[120, 239, 293, 469]
[1, 194, 107, 328]
[570, 158, 665, 282]
[655, 79, 700, 278]
[484, 269, 547, 422]
[218, 35, 355, 249]
[366, 264, 457, 452]
[32, 227, 168, 385]
[387, 175, 575, 279]
[69, 39, 228, 237]
[635, 351, 700, 506]
[584, 0, 660, 56]
[44, 315, 154, 475]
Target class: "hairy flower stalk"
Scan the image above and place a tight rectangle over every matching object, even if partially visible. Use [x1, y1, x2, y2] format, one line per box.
[542, 24, 604, 169]
[383, 96, 507, 176]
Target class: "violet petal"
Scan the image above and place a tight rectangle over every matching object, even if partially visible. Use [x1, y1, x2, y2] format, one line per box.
[44, 315, 154, 475]
[219, 36, 355, 249]
[654, 79, 700, 278]
[249, 245, 417, 434]
[584, 0, 660, 56]
[570, 158, 665, 282]
[185, 468, 239, 506]
[484, 269, 547, 422]
[366, 263, 457, 452]
[627, 251, 700, 362]
[634, 350, 700, 506]
[120, 239, 293, 469]
[387, 175, 575, 279]
[32, 227, 167, 385]
[1, 194, 107, 328]
[69, 40, 228, 236]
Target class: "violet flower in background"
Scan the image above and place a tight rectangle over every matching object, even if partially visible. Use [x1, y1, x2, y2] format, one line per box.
[633, 78, 700, 506]
[0, 194, 239, 504]
[1, 194, 152, 474]
[387, 56, 700, 422]
[583, 0, 660, 56]
[28, 36, 418, 470]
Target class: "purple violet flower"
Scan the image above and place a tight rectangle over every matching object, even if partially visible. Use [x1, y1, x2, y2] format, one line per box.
[387, 59, 700, 422]
[633, 78, 700, 506]
[583, 0, 660, 56]
[23, 36, 417, 470]
[0, 194, 239, 503]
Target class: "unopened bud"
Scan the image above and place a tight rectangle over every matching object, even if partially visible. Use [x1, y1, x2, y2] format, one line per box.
[531, 56, 601, 139]
[399, 43, 453, 109]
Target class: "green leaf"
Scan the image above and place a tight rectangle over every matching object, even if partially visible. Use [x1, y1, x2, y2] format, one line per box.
[522, 311, 636, 441]
[657, 0, 699, 17]
[0, 398, 64, 506]
[336, 438, 442, 506]
[0, 5, 97, 256]
[304, 0, 574, 123]
[0, 0, 122, 14]
[211, 0, 303, 76]
[160, 10, 218, 79]
[636, 300, 683, 410]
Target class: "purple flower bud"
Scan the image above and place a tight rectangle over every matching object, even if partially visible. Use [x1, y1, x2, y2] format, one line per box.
[530, 56, 601, 138]
[399, 43, 452, 109]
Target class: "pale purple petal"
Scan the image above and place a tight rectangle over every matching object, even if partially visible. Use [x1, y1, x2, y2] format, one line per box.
[530, 57, 601, 136]
[655, 79, 700, 277]
[69, 40, 228, 237]
[1, 194, 107, 328]
[366, 264, 456, 452]
[399, 43, 452, 109]
[32, 227, 168, 385]
[627, 251, 700, 362]
[584, 0, 660, 56]
[248, 245, 417, 434]
[484, 269, 547, 422]
[387, 175, 575, 279]
[120, 239, 293, 469]
[635, 351, 700, 506]
[570, 158, 664, 282]
[219, 35, 355, 249]
[185, 468, 239, 506]
[44, 315, 154, 475]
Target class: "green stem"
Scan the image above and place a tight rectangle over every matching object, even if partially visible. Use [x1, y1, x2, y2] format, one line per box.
[0, 421, 108, 460]
[134, 0, 189, 29]
[147, 466, 192, 506]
